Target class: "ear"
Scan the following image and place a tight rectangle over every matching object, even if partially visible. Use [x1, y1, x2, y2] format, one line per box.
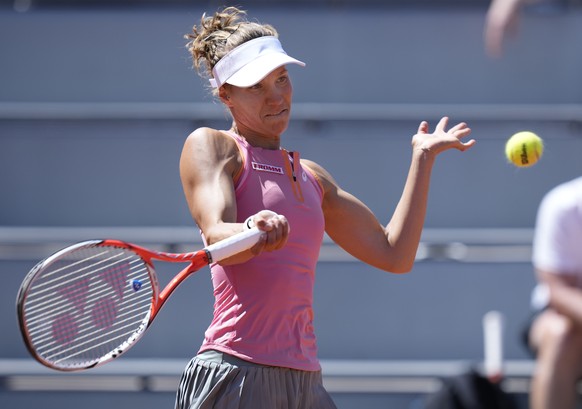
[218, 86, 233, 106]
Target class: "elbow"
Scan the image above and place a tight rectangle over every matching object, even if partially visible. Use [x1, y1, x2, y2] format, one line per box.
[379, 259, 414, 274]
[387, 264, 413, 274]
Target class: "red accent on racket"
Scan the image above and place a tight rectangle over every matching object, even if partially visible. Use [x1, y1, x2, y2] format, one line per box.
[16, 227, 264, 371]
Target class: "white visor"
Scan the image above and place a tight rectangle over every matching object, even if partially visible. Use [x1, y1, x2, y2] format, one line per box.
[209, 36, 305, 89]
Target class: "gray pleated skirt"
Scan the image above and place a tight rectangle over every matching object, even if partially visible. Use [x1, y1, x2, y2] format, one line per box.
[174, 350, 338, 409]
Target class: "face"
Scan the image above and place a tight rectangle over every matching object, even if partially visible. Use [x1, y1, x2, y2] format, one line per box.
[220, 66, 293, 144]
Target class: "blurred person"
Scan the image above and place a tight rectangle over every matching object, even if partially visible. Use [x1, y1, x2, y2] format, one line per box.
[175, 6, 476, 409]
[484, 0, 554, 58]
[486, 1, 582, 407]
[523, 176, 582, 409]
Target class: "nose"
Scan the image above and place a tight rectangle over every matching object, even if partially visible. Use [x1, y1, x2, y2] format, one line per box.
[265, 87, 284, 106]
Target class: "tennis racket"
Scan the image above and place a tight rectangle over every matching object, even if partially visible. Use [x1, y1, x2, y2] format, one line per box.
[16, 227, 264, 371]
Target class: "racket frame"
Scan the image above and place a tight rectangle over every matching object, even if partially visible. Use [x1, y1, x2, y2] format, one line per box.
[16, 240, 160, 371]
[16, 227, 263, 371]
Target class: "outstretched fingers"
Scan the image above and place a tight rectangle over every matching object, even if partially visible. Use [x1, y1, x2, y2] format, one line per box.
[449, 122, 475, 151]
[413, 117, 476, 154]
[448, 121, 469, 134]
[417, 120, 429, 134]
[457, 136, 477, 151]
[434, 116, 450, 133]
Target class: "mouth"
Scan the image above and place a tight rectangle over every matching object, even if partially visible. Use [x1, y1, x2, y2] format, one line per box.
[265, 108, 289, 118]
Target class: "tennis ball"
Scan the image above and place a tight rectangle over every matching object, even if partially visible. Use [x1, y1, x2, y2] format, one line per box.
[505, 131, 543, 168]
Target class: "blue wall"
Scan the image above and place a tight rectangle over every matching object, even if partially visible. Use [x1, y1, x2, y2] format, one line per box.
[1, 5, 582, 408]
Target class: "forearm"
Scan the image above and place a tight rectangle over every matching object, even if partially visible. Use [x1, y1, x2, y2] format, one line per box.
[202, 221, 244, 245]
[549, 283, 582, 327]
[384, 116, 473, 268]
[191, 200, 256, 265]
[385, 149, 436, 270]
[202, 222, 261, 266]
[199, 209, 289, 266]
[319, 117, 473, 273]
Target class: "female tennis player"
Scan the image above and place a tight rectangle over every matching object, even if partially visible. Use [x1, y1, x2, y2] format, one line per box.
[176, 6, 476, 408]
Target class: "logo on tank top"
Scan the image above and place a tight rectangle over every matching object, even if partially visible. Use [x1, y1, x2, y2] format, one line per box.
[251, 162, 284, 175]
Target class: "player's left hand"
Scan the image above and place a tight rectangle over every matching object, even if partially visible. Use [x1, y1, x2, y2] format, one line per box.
[412, 116, 475, 156]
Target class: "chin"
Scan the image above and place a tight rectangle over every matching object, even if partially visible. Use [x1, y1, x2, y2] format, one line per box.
[265, 117, 290, 134]
[272, 122, 289, 135]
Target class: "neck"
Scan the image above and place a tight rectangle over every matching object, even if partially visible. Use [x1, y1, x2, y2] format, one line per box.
[231, 124, 281, 150]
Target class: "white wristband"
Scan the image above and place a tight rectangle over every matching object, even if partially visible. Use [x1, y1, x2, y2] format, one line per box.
[244, 215, 255, 230]
[244, 210, 279, 230]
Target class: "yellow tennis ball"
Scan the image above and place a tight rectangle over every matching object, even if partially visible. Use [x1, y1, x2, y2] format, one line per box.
[505, 131, 543, 167]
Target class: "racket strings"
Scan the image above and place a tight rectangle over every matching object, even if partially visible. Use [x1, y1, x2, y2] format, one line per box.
[25, 252, 138, 306]
[21, 244, 155, 369]
[32, 289, 152, 351]
[43, 304, 151, 362]
[25, 259, 146, 328]
[50, 318, 150, 364]
[26, 258, 147, 335]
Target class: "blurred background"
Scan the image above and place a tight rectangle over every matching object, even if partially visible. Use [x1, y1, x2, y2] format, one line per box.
[1, 0, 582, 408]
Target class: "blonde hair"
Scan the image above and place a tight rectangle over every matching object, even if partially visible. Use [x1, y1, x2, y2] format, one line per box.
[185, 7, 278, 90]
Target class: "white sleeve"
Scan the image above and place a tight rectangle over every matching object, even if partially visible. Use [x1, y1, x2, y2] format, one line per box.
[532, 184, 582, 275]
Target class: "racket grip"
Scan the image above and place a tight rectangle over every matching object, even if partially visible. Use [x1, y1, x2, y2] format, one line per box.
[205, 227, 264, 262]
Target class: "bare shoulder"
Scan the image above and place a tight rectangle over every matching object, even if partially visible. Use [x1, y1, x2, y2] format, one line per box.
[182, 127, 242, 165]
[181, 127, 241, 178]
[184, 127, 238, 153]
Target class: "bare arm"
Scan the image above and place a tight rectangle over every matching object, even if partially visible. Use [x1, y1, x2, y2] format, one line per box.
[539, 269, 582, 326]
[306, 117, 475, 273]
[179, 127, 289, 264]
[484, 0, 542, 58]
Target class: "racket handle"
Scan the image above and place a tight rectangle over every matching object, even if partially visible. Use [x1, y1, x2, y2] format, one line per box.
[205, 227, 264, 262]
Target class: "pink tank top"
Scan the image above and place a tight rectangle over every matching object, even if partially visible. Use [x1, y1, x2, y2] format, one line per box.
[198, 130, 325, 371]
